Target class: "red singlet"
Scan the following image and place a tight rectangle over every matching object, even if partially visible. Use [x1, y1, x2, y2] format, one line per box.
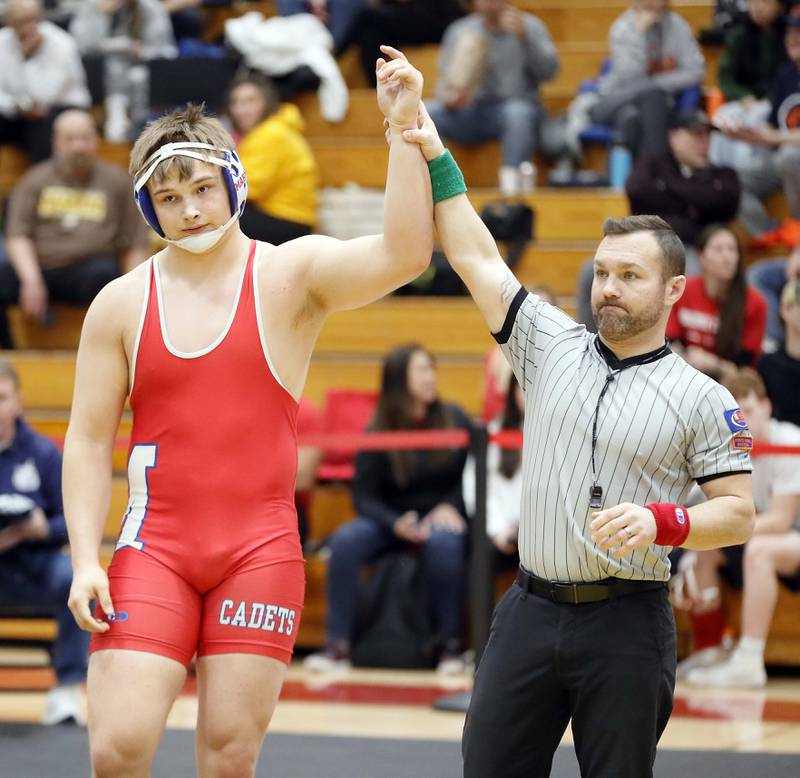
[91, 241, 305, 665]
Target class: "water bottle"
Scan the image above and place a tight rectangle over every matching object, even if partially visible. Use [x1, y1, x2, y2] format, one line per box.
[608, 144, 632, 190]
[519, 162, 536, 195]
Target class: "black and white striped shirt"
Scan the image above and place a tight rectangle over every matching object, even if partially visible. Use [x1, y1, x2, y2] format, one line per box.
[494, 289, 752, 582]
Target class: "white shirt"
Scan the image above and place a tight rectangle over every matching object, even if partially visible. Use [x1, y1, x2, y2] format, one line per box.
[753, 419, 800, 528]
[463, 421, 523, 540]
[0, 21, 90, 118]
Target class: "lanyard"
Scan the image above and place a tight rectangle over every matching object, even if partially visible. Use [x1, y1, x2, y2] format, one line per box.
[587, 339, 671, 509]
[589, 370, 619, 508]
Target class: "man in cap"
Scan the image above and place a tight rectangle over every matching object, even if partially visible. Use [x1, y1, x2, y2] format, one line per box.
[577, 108, 740, 328]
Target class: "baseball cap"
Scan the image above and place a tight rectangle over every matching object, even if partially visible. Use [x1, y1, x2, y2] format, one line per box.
[670, 109, 713, 132]
[787, 5, 800, 28]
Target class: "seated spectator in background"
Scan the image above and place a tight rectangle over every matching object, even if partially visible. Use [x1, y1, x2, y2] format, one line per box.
[0, 0, 91, 162]
[482, 285, 553, 420]
[305, 344, 472, 673]
[681, 368, 800, 688]
[295, 395, 323, 548]
[70, 0, 177, 142]
[227, 74, 318, 244]
[0, 110, 151, 348]
[464, 376, 523, 566]
[0, 359, 89, 724]
[717, 5, 800, 238]
[667, 224, 767, 379]
[758, 280, 800, 426]
[337, 0, 465, 87]
[427, 0, 560, 196]
[575, 109, 738, 329]
[277, 0, 365, 51]
[592, 0, 705, 160]
[717, 0, 787, 104]
[626, 109, 741, 273]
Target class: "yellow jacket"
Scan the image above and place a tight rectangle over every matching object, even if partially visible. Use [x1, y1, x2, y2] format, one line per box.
[238, 103, 318, 227]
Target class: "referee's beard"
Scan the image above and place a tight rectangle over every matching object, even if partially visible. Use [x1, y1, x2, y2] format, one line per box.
[592, 299, 662, 341]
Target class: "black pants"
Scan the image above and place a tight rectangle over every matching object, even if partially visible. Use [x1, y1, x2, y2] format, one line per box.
[338, 5, 454, 86]
[462, 582, 676, 778]
[0, 255, 119, 348]
[0, 106, 73, 163]
[240, 204, 312, 245]
[591, 87, 672, 160]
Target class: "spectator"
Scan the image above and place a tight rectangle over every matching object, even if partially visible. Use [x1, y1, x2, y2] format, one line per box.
[305, 344, 472, 674]
[0, 110, 151, 348]
[427, 0, 559, 196]
[591, 0, 706, 160]
[295, 396, 323, 548]
[627, 109, 741, 270]
[758, 279, 800, 426]
[0, 359, 89, 724]
[717, 5, 800, 238]
[0, 0, 91, 162]
[718, 0, 787, 103]
[681, 368, 800, 688]
[666, 224, 767, 379]
[578, 110, 740, 329]
[464, 375, 523, 564]
[70, 0, 177, 142]
[226, 74, 318, 244]
[337, 0, 465, 87]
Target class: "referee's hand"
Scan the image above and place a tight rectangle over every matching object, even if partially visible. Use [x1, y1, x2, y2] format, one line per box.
[590, 503, 657, 559]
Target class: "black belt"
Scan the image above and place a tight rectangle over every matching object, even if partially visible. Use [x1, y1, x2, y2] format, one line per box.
[514, 567, 667, 605]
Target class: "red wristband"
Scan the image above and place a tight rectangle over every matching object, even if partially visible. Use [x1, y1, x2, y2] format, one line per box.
[646, 503, 690, 547]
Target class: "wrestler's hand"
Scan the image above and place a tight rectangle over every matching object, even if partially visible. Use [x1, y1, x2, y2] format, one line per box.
[376, 45, 424, 129]
[590, 502, 657, 559]
[68, 563, 114, 633]
[384, 102, 446, 163]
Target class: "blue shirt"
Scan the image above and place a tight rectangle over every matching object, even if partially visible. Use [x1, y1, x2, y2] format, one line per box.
[0, 418, 66, 550]
[769, 61, 800, 129]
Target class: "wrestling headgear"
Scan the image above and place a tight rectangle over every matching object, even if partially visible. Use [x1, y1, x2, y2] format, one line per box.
[133, 142, 248, 253]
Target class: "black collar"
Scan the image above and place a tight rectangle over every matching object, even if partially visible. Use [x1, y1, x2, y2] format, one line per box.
[594, 337, 672, 371]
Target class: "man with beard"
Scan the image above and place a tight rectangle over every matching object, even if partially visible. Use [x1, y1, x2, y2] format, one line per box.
[0, 109, 150, 347]
[397, 99, 755, 777]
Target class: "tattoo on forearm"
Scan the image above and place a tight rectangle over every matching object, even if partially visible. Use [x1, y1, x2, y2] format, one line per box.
[500, 271, 521, 306]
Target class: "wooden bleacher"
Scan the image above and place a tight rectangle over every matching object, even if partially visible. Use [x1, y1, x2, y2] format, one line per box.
[4, 0, 800, 660]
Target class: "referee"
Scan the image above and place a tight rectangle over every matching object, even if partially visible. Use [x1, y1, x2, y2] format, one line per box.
[402, 102, 756, 777]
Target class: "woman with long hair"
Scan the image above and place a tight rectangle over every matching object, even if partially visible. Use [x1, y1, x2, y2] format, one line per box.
[226, 73, 318, 244]
[667, 223, 767, 380]
[306, 344, 472, 674]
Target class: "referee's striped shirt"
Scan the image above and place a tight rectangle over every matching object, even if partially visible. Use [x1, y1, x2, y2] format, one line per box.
[494, 289, 752, 583]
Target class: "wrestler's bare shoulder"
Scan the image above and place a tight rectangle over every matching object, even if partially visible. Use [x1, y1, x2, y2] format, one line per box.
[254, 234, 342, 311]
[257, 234, 339, 278]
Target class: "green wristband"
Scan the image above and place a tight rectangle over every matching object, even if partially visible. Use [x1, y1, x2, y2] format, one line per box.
[427, 149, 467, 204]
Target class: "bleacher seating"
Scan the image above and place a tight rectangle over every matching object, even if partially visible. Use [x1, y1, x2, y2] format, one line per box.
[3, 0, 800, 662]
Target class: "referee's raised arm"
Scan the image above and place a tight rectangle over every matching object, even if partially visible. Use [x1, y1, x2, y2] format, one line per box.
[399, 102, 522, 333]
